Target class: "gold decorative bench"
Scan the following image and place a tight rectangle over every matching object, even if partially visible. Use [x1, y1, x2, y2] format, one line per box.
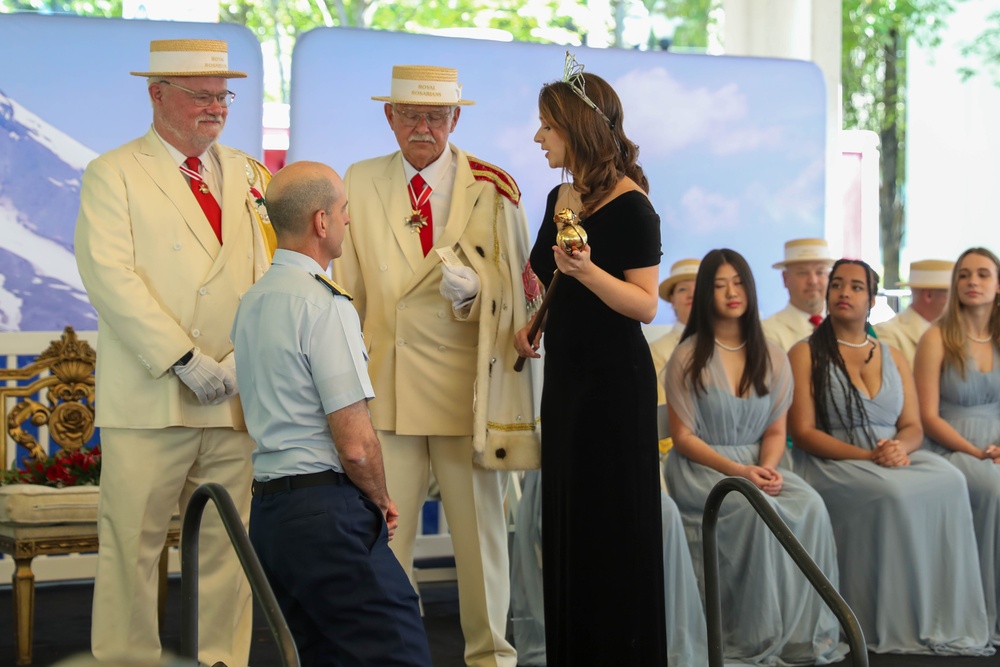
[0, 327, 179, 665]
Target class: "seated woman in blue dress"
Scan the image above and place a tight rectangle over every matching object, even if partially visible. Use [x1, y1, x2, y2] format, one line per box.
[914, 247, 1000, 644]
[788, 258, 993, 656]
[664, 248, 845, 665]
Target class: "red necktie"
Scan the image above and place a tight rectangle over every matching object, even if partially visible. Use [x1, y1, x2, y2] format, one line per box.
[409, 172, 434, 256]
[180, 157, 223, 244]
[809, 314, 824, 328]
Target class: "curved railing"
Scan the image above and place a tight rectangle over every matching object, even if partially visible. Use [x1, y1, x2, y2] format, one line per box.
[702, 476, 868, 667]
[179, 482, 300, 667]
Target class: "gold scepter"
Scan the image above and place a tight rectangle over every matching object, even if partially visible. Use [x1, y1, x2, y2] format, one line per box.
[514, 208, 587, 372]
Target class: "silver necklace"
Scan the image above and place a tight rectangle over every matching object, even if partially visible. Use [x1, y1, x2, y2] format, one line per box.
[837, 336, 871, 348]
[967, 333, 994, 344]
[714, 338, 746, 352]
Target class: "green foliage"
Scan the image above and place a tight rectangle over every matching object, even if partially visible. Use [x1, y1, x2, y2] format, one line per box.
[0, 0, 121, 15]
[959, 10, 1000, 84]
[841, 0, 955, 132]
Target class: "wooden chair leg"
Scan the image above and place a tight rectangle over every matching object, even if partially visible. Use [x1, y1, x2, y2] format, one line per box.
[12, 556, 35, 666]
[157, 544, 170, 634]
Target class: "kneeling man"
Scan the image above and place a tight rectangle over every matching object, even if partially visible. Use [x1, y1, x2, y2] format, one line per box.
[232, 161, 432, 666]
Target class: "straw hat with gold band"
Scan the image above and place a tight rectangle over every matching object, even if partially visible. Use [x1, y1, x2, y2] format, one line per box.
[772, 238, 835, 270]
[372, 65, 475, 106]
[897, 259, 954, 289]
[130, 39, 247, 78]
[658, 258, 700, 301]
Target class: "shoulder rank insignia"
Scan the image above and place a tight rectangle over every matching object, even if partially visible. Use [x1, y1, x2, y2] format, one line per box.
[468, 157, 521, 206]
[314, 273, 353, 300]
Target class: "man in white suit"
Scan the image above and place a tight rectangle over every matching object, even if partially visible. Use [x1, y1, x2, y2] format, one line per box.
[333, 65, 539, 667]
[74, 39, 273, 666]
[875, 259, 953, 366]
[762, 238, 834, 351]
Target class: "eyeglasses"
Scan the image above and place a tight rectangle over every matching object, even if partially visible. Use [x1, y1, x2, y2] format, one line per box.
[158, 80, 236, 108]
[393, 107, 453, 128]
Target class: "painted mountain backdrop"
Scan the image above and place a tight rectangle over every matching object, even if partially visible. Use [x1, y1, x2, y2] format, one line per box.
[0, 89, 98, 332]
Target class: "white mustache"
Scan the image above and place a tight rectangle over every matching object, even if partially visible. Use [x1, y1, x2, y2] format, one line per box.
[409, 133, 435, 143]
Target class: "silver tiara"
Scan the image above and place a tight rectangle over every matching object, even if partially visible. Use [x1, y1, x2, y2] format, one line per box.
[563, 51, 612, 126]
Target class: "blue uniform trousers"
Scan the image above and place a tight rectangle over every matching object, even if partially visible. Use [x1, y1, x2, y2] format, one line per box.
[249, 476, 432, 667]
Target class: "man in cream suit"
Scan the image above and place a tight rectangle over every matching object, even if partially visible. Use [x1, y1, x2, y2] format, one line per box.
[333, 65, 538, 667]
[762, 238, 834, 351]
[74, 39, 272, 666]
[876, 259, 953, 366]
[648, 258, 699, 405]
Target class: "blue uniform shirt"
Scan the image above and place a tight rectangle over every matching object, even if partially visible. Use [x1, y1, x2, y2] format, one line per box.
[232, 249, 374, 481]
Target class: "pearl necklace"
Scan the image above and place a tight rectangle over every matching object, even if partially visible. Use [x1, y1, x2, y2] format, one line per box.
[967, 333, 994, 344]
[714, 338, 746, 352]
[837, 336, 872, 348]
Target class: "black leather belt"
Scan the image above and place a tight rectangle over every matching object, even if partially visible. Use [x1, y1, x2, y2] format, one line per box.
[252, 469, 346, 496]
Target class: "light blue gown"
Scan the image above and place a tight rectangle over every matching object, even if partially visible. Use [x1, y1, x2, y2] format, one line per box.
[925, 346, 1000, 643]
[665, 339, 846, 666]
[794, 342, 993, 655]
[510, 471, 708, 666]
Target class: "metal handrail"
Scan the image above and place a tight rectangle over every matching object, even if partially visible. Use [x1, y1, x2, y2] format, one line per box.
[702, 477, 868, 667]
[179, 482, 300, 667]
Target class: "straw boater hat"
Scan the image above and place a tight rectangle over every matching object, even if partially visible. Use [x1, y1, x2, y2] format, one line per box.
[772, 238, 835, 270]
[897, 259, 954, 289]
[130, 39, 247, 78]
[372, 65, 475, 106]
[658, 259, 700, 301]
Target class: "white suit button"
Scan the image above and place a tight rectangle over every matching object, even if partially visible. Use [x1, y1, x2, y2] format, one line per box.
[438, 345, 446, 352]
[397, 339, 405, 346]
[398, 303, 406, 310]
[191, 329, 201, 338]
[198, 287, 207, 296]
[173, 243, 181, 250]
[437, 311, 446, 319]
[380, 263, 388, 271]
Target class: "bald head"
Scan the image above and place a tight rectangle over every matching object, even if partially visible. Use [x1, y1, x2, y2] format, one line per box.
[265, 161, 343, 243]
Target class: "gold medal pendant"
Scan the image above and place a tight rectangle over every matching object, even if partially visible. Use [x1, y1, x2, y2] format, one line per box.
[406, 210, 427, 233]
[199, 183, 210, 195]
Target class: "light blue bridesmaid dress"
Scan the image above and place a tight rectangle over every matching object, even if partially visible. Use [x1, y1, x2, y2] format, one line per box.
[795, 342, 993, 655]
[926, 345, 1000, 643]
[665, 339, 846, 665]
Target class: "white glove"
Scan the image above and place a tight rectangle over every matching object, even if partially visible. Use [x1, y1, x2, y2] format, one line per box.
[218, 351, 239, 400]
[439, 264, 480, 309]
[173, 348, 234, 405]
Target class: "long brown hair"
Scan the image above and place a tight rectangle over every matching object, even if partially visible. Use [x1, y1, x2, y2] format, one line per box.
[939, 247, 1000, 377]
[538, 73, 647, 216]
[810, 259, 879, 443]
[680, 249, 770, 398]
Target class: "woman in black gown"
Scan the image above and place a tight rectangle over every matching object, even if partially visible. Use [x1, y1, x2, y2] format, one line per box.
[514, 56, 666, 666]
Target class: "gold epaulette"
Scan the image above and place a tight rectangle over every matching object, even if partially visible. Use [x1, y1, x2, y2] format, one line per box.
[242, 155, 276, 257]
[314, 273, 353, 300]
[468, 157, 521, 206]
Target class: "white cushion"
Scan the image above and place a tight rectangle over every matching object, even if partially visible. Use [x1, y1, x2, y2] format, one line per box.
[0, 484, 100, 525]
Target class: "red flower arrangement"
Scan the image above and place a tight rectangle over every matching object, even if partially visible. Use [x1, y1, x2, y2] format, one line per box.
[0, 446, 101, 488]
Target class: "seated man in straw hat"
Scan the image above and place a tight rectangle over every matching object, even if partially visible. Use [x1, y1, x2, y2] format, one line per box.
[875, 259, 954, 366]
[74, 39, 273, 666]
[649, 258, 699, 405]
[332, 65, 538, 667]
[762, 238, 834, 351]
